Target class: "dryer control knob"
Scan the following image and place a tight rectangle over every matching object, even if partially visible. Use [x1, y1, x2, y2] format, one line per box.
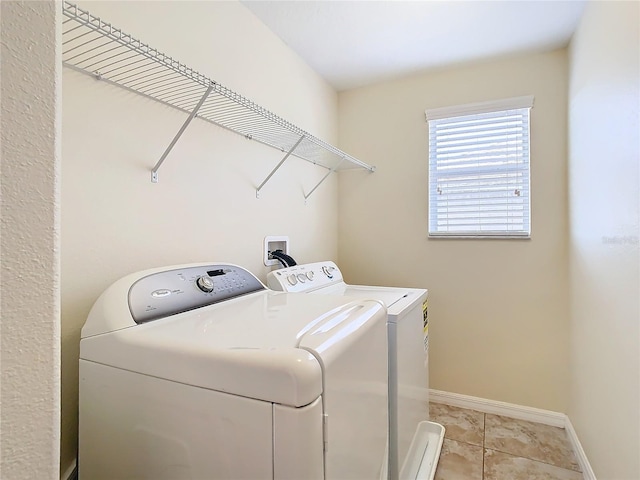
[287, 274, 298, 286]
[196, 275, 214, 293]
[322, 266, 334, 279]
[306, 271, 315, 281]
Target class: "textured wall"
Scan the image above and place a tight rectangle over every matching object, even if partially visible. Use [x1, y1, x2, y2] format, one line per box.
[568, 1, 640, 478]
[338, 50, 570, 412]
[61, 1, 340, 473]
[0, 1, 61, 479]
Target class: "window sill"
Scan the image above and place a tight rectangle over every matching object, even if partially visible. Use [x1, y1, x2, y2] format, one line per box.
[428, 234, 531, 240]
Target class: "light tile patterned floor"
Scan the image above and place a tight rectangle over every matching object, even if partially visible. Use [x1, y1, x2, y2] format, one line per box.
[430, 403, 583, 480]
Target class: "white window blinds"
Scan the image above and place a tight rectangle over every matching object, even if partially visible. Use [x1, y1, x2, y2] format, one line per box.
[426, 96, 534, 238]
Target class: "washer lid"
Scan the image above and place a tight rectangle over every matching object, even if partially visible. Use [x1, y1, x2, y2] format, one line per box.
[80, 291, 385, 407]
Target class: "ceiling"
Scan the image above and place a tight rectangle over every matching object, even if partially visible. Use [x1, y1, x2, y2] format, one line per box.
[241, 0, 587, 91]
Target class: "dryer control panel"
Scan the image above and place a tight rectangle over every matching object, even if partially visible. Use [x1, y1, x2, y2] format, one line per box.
[129, 264, 265, 323]
[267, 261, 344, 293]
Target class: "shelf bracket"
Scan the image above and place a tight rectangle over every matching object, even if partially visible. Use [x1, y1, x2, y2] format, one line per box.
[151, 84, 214, 183]
[256, 135, 305, 198]
[304, 157, 346, 203]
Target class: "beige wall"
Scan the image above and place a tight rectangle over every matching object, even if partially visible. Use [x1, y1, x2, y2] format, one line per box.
[12, 1, 636, 477]
[61, 1, 340, 474]
[568, 1, 640, 478]
[338, 50, 570, 412]
[1, 1, 61, 479]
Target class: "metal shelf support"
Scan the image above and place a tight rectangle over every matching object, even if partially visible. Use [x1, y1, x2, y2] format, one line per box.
[304, 157, 346, 203]
[151, 84, 214, 183]
[256, 136, 305, 198]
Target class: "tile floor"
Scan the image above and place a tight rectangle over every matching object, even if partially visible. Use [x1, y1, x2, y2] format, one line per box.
[429, 403, 583, 480]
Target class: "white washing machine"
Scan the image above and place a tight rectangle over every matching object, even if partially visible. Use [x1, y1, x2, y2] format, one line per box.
[79, 263, 389, 480]
[267, 261, 444, 480]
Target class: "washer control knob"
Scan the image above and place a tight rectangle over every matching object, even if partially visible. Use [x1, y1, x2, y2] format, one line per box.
[322, 266, 334, 279]
[196, 275, 214, 293]
[306, 271, 315, 281]
[287, 274, 298, 286]
[296, 274, 307, 283]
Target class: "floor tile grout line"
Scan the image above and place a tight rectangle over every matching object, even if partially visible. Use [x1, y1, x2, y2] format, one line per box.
[482, 412, 486, 480]
[483, 445, 583, 473]
[442, 436, 484, 448]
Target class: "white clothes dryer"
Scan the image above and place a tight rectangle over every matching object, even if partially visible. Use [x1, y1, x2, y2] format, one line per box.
[79, 263, 389, 480]
[267, 261, 445, 480]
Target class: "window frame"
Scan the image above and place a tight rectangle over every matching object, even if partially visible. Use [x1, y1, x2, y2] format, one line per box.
[425, 95, 534, 239]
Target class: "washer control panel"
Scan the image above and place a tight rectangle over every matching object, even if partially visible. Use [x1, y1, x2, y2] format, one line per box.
[129, 264, 265, 323]
[266, 261, 343, 293]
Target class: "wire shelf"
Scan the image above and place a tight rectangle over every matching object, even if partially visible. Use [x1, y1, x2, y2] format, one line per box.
[61, 2, 375, 191]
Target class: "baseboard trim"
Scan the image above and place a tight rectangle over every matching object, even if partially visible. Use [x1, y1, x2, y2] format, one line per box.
[429, 389, 596, 478]
[429, 389, 565, 427]
[565, 417, 597, 480]
[62, 459, 78, 480]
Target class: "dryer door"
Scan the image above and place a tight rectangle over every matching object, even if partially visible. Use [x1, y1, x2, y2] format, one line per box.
[299, 299, 389, 480]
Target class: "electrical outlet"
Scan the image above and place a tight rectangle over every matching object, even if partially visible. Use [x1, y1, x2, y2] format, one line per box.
[264, 236, 290, 266]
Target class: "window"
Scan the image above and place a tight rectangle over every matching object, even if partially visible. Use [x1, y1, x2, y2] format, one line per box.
[426, 96, 534, 238]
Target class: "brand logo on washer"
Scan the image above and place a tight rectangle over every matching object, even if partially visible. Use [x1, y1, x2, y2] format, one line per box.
[151, 289, 172, 298]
